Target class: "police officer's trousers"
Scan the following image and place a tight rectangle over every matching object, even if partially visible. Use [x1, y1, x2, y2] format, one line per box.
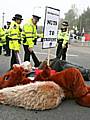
[10, 50, 20, 69]
[56, 42, 68, 60]
[23, 45, 40, 67]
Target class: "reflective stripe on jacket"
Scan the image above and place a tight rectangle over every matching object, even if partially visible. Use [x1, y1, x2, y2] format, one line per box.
[0, 28, 5, 46]
[8, 21, 21, 51]
[57, 30, 69, 45]
[22, 18, 37, 48]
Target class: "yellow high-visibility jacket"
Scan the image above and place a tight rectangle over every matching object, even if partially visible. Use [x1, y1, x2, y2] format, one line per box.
[57, 30, 69, 45]
[0, 28, 5, 46]
[8, 21, 21, 51]
[22, 18, 38, 48]
[3, 28, 7, 45]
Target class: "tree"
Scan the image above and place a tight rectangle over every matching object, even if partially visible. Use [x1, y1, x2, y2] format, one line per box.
[78, 7, 90, 33]
[64, 4, 78, 29]
[58, 18, 64, 29]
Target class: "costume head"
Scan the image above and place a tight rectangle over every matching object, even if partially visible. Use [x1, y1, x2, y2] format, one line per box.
[0, 65, 32, 89]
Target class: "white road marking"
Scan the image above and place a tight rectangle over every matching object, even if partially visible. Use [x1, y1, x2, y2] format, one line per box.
[67, 54, 78, 57]
[35, 52, 78, 57]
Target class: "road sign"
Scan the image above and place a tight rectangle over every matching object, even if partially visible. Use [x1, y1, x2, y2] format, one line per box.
[43, 6, 60, 49]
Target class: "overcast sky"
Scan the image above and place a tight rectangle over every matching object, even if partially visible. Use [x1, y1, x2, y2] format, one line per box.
[0, 0, 90, 26]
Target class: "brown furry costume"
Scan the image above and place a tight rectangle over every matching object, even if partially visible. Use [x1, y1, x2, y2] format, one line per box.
[34, 64, 90, 107]
[0, 63, 90, 108]
[0, 81, 64, 110]
[0, 65, 64, 110]
[0, 66, 32, 89]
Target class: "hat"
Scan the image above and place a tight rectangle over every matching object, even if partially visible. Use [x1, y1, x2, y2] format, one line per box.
[7, 21, 11, 25]
[62, 21, 69, 26]
[12, 14, 23, 20]
[32, 15, 41, 21]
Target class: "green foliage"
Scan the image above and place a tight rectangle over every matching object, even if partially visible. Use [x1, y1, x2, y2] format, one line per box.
[60, 4, 90, 34]
[78, 7, 90, 33]
[64, 4, 78, 29]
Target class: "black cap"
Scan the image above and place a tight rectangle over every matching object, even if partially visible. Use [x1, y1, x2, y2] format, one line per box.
[32, 15, 41, 21]
[62, 21, 69, 26]
[7, 21, 11, 25]
[12, 14, 23, 20]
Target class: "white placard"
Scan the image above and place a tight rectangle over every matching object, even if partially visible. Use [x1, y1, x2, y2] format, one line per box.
[42, 7, 60, 49]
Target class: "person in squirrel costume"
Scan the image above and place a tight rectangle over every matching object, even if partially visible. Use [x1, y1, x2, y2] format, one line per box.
[0, 62, 90, 107]
[34, 63, 90, 107]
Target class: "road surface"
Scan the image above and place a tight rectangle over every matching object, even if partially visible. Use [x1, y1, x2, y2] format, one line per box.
[0, 42, 90, 120]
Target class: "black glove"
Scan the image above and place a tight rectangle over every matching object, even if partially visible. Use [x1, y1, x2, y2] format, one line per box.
[33, 38, 37, 45]
[23, 37, 26, 43]
[18, 39, 21, 44]
[9, 38, 12, 41]
[14, 24, 16, 29]
[41, 38, 43, 42]
[57, 39, 63, 43]
[19, 28, 22, 32]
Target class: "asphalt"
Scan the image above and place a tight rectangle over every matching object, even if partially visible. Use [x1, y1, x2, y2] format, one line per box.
[0, 43, 90, 120]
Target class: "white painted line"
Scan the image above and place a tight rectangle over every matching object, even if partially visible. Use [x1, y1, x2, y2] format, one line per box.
[35, 51, 78, 57]
[35, 52, 48, 55]
[67, 54, 78, 57]
[35, 52, 55, 57]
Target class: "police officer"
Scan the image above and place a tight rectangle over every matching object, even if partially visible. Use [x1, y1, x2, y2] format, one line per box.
[3, 25, 7, 52]
[4, 21, 11, 56]
[22, 14, 41, 67]
[56, 21, 69, 60]
[8, 14, 23, 69]
[0, 27, 5, 55]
